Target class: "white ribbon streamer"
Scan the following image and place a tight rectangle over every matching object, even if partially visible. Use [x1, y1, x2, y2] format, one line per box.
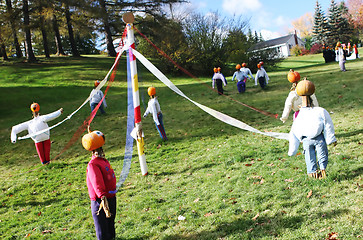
[132, 48, 289, 140]
[18, 46, 127, 140]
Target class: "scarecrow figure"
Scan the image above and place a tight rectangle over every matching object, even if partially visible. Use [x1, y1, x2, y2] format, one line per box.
[280, 70, 319, 123]
[232, 64, 248, 93]
[143, 86, 167, 141]
[288, 79, 337, 179]
[90, 80, 107, 115]
[10, 103, 63, 165]
[212, 67, 227, 95]
[254, 63, 269, 89]
[82, 128, 117, 240]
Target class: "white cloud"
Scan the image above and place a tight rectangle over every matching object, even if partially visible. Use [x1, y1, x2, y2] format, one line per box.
[222, 0, 262, 15]
[260, 29, 282, 40]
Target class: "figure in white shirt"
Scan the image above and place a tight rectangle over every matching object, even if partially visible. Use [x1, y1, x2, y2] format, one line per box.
[11, 103, 63, 164]
[90, 80, 107, 115]
[143, 87, 167, 141]
[280, 70, 319, 123]
[212, 67, 227, 95]
[254, 63, 269, 89]
[288, 79, 337, 179]
[336, 42, 346, 72]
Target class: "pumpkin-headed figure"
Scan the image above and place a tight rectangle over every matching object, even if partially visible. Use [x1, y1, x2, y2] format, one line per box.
[82, 130, 105, 151]
[296, 79, 315, 96]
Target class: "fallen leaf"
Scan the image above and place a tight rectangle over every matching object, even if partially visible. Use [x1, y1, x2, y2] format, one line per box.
[246, 228, 253, 232]
[267, 163, 274, 166]
[326, 232, 339, 240]
[252, 213, 259, 221]
[193, 198, 200, 203]
[285, 179, 293, 182]
[163, 178, 169, 182]
[320, 228, 326, 232]
[260, 179, 265, 184]
[297, 152, 302, 155]
[204, 212, 213, 217]
[37, 212, 41, 216]
[42, 230, 52, 234]
[16, 208, 26, 213]
[157, 216, 161, 220]
[157, 144, 161, 149]
[178, 215, 186, 221]
[307, 190, 313, 198]
[25, 233, 31, 238]
[245, 164, 252, 166]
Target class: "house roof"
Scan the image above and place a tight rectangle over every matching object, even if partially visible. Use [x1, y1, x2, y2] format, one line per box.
[249, 34, 298, 51]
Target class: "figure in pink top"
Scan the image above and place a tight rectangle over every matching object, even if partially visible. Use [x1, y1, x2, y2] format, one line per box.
[82, 127, 117, 240]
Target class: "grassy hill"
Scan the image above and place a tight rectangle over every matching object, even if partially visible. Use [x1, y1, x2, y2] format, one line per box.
[0, 53, 362, 239]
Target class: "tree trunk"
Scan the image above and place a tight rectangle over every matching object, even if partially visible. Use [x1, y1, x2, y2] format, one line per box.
[22, 0, 36, 62]
[0, 32, 9, 60]
[52, 14, 66, 56]
[1, 43, 8, 60]
[40, 15, 50, 58]
[99, 0, 116, 57]
[6, 0, 23, 58]
[65, 4, 80, 57]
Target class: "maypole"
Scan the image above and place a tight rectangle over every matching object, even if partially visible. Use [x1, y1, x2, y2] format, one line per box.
[123, 12, 148, 176]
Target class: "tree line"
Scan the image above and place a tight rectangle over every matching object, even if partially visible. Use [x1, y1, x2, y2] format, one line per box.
[0, 0, 280, 75]
[0, 0, 185, 61]
[312, 0, 362, 47]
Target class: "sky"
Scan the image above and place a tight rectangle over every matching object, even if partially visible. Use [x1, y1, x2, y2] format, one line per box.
[184, 0, 334, 40]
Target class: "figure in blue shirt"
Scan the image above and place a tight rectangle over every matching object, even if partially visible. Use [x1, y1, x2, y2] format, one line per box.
[232, 64, 246, 93]
[288, 79, 337, 179]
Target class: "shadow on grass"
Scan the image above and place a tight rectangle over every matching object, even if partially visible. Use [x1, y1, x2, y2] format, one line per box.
[335, 128, 363, 138]
[160, 214, 305, 240]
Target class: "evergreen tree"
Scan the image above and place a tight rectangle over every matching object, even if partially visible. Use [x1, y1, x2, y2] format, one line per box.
[326, 0, 340, 45]
[312, 0, 328, 44]
[337, 2, 353, 43]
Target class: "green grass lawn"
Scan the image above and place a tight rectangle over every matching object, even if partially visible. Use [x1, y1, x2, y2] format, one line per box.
[0, 53, 362, 240]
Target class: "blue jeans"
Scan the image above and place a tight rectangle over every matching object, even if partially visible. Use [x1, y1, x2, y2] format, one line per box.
[155, 113, 167, 140]
[237, 81, 246, 93]
[91, 197, 116, 240]
[302, 133, 328, 174]
[91, 102, 106, 115]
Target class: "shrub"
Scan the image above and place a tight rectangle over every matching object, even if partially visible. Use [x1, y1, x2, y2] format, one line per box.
[310, 43, 323, 54]
[291, 45, 304, 56]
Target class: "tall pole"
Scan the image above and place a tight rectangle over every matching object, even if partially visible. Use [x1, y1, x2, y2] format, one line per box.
[123, 12, 148, 176]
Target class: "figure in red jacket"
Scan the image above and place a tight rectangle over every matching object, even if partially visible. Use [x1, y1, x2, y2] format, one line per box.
[82, 127, 117, 240]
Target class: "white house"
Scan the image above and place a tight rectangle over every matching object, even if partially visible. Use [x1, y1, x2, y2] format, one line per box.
[249, 33, 305, 58]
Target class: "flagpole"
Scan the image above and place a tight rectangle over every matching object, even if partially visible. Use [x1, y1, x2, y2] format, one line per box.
[123, 12, 148, 176]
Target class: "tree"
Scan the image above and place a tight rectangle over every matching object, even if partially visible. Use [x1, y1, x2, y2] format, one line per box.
[346, 0, 363, 30]
[98, 0, 116, 57]
[64, 2, 80, 57]
[35, 0, 51, 58]
[312, 0, 328, 44]
[5, 0, 23, 58]
[22, 0, 36, 61]
[182, 12, 229, 75]
[292, 12, 313, 39]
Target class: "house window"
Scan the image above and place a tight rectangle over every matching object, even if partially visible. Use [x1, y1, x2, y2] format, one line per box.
[289, 44, 292, 49]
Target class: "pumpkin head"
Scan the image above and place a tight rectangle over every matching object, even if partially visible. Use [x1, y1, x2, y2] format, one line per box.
[287, 69, 300, 83]
[241, 63, 246, 67]
[94, 80, 100, 87]
[148, 86, 156, 96]
[217, 67, 221, 72]
[257, 64, 261, 69]
[336, 42, 341, 47]
[296, 79, 315, 96]
[82, 130, 105, 151]
[30, 103, 40, 113]
[236, 64, 241, 70]
[213, 67, 218, 73]
[259, 61, 264, 65]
